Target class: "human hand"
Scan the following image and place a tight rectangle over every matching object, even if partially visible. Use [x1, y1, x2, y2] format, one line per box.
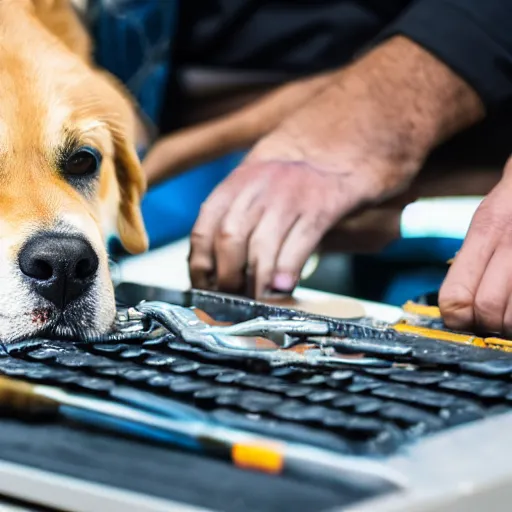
[439, 158, 512, 335]
[189, 36, 484, 299]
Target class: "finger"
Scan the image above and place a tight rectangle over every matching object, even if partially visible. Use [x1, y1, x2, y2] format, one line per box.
[247, 207, 300, 299]
[472, 243, 512, 334]
[214, 185, 265, 292]
[189, 182, 235, 290]
[439, 190, 509, 330]
[272, 211, 335, 293]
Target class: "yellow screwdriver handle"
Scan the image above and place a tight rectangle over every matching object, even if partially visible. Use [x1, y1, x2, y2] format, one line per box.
[0, 375, 58, 416]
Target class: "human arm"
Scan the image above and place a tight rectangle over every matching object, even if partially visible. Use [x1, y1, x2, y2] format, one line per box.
[188, 34, 485, 298]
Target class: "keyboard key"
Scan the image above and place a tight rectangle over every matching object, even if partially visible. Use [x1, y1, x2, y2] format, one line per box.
[211, 409, 352, 454]
[347, 376, 383, 393]
[387, 369, 451, 386]
[193, 387, 239, 408]
[282, 386, 314, 399]
[0, 359, 50, 376]
[378, 403, 443, 433]
[239, 375, 282, 390]
[196, 365, 226, 378]
[144, 354, 177, 366]
[440, 404, 486, 426]
[30, 349, 115, 369]
[321, 411, 403, 453]
[332, 395, 383, 414]
[326, 371, 354, 387]
[215, 370, 246, 384]
[117, 369, 161, 383]
[306, 391, 339, 403]
[91, 344, 130, 355]
[56, 374, 115, 392]
[272, 403, 327, 424]
[439, 375, 510, 398]
[169, 361, 201, 374]
[169, 377, 210, 395]
[238, 391, 284, 413]
[147, 374, 181, 388]
[300, 375, 327, 386]
[372, 383, 461, 409]
[119, 348, 150, 361]
[28, 347, 70, 362]
[270, 367, 308, 380]
[322, 411, 384, 437]
[461, 359, 512, 376]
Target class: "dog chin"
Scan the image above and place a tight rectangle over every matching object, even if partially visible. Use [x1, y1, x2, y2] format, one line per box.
[3, 294, 116, 344]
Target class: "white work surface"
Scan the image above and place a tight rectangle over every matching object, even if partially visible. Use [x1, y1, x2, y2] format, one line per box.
[117, 237, 403, 324]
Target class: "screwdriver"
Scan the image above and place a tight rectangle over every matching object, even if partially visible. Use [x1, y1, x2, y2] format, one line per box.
[0, 375, 405, 491]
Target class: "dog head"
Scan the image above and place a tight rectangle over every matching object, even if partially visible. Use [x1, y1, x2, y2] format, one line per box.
[0, 0, 148, 342]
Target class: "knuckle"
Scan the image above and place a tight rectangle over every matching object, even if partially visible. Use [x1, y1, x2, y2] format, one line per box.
[190, 228, 210, 244]
[438, 282, 475, 327]
[188, 251, 214, 273]
[306, 208, 337, 233]
[474, 294, 502, 322]
[439, 282, 473, 310]
[472, 200, 512, 235]
[217, 221, 242, 244]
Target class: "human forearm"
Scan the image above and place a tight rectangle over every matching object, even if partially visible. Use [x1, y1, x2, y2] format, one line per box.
[257, 35, 485, 177]
[143, 72, 334, 186]
[347, 35, 485, 150]
[373, 0, 512, 114]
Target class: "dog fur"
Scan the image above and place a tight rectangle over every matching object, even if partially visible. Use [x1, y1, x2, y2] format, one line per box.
[0, 0, 147, 342]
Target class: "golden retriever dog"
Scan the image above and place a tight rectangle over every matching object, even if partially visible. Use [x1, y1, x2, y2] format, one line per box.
[0, 0, 147, 343]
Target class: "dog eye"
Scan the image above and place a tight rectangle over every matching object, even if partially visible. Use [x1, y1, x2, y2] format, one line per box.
[64, 147, 102, 176]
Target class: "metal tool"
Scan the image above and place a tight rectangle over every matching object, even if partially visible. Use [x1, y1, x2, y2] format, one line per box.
[131, 301, 391, 368]
[115, 281, 395, 339]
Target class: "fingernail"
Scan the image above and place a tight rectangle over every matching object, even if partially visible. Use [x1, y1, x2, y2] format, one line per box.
[272, 273, 296, 292]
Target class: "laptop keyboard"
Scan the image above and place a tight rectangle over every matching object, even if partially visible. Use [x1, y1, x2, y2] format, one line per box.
[3, 299, 512, 458]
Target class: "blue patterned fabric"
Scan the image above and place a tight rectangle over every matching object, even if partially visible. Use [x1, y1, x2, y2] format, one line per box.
[87, 1, 240, 250]
[88, 0, 177, 129]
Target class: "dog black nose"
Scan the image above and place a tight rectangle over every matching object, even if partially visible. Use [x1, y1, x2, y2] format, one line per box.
[18, 235, 99, 309]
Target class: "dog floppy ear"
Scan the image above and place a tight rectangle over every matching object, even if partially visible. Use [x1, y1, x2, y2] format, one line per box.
[90, 69, 149, 255]
[114, 138, 149, 254]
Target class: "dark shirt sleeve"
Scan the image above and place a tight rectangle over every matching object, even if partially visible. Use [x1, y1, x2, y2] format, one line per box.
[373, 1, 512, 113]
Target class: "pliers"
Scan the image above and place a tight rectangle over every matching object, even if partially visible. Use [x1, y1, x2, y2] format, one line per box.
[125, 301, 391, 368]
